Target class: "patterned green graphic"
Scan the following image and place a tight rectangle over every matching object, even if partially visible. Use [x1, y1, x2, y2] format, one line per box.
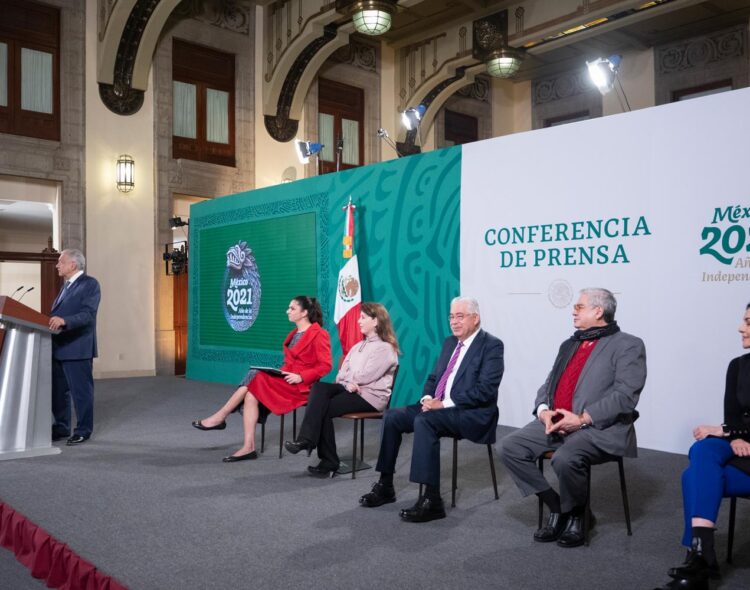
[187, 147, 461, 407]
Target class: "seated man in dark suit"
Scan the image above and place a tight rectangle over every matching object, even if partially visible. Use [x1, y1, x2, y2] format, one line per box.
[498, 288, 646, 547]
[358, 296, 504, 522]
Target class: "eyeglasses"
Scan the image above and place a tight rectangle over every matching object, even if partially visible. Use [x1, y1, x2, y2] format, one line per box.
[449, 313, 476, 322]
[573, 303, 599, 311]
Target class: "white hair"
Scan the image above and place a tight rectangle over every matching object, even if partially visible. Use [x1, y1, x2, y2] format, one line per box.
[451, 296, 480, 316]
[62, 249, 86, 271]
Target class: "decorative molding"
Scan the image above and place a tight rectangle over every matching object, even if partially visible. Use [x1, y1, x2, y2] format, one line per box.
[98, 0, 117, 42]
[264, 24, 339, 141]
[456, 76, 490, 103]
[330, 38, 377, 72]
[98, 0, 159, 115]
[172, 0, 253, 35]
[657, 26, 746, 75]
[472, 10, 508, 62]
[532, 70, 594, 106]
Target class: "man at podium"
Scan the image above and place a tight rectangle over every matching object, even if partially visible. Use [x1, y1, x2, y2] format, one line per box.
[49, 249, 101, 446]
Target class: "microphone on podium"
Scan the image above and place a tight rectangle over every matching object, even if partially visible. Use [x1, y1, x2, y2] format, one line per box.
[9, 285, 24, 299]
[17, 287, 34, 303]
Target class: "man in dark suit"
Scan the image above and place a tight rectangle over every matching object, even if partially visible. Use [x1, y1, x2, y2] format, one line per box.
[499, 288, 646, 547]
[49, 249, 101, 446]
[359, 296, 504, 522]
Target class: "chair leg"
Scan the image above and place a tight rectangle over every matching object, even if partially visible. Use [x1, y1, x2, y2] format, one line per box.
[278, 414, 285, 459]
[617, 457, 632, 535]
[584, 467, 592, 547]
[351, 419, 359, 480]
[261, 422, 265, 454]
[359, 419, 365, 463]
[451, 438, 458, 508]
[487, 444, 499, 500]
[537, 457, 544, 529]
[727, 496, 737, 564]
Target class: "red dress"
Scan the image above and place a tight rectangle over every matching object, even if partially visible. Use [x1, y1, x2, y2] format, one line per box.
[247, 322, 332, 414]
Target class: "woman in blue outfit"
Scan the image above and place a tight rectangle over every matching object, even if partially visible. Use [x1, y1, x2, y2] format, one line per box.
[656, 304, 750, 589]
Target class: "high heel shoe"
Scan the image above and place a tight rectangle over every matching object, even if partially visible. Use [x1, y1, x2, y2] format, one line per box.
[191, 419, 227, 431]
[284, 439, 313, 456]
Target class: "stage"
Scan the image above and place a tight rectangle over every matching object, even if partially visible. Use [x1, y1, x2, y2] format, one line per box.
[0, 376, 748, 589]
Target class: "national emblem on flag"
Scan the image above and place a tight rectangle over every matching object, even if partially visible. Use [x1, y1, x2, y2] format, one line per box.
[334, 197, 362, 356]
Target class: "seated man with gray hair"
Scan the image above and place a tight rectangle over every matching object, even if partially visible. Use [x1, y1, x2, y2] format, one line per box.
[359, 296, 504, 522]
[499, 288, 646, 547]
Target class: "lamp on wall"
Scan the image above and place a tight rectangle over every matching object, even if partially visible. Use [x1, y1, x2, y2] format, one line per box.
[349, 1, 396, 36]
[473, 10, 525, 80]
[486, 47, 524, 78]
[116, 154, 135, 193]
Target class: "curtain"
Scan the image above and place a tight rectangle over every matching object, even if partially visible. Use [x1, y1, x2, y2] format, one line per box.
[0, 43, 7, 107]
[206, 88, 229, 144]
[318, 113, 334, 161]
[342, 118, 360, 165]
[21, 48, 52, 114]
[173, 81, 196, 138]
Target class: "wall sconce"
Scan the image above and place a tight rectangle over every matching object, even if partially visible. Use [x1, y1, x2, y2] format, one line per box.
[116, 154, 135, 193]
[349, 1, 396, 36]
[473, 10, 525, 80]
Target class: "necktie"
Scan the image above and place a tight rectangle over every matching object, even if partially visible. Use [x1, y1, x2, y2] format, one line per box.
[54, 281, 70, 306]
[434, 341, 464, 401]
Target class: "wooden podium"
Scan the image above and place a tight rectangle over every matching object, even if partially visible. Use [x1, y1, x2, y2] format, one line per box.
[0, 296, 60, 459]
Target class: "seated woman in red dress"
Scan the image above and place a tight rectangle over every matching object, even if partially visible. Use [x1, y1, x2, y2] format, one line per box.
[284, 302, 400, 477]
[192, 295, 332, 462]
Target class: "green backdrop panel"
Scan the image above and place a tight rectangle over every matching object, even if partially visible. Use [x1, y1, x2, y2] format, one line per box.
[187, 146, 461, 407]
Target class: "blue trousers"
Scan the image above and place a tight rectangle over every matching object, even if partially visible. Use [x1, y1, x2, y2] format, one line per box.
[52, 358, 94, 438]
[681, 437, 750, 546]
[375, 404, 464, 488]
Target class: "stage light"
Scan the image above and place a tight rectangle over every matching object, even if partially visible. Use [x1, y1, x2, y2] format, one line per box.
[376, 127, 402, 157]
[401, 105, 426, 131]
[351, 1, 395, 36]
[486, 47, 524, 78]
[587, 54, 621, 95]
[116, 154, 134, 193]
[294, 139, 324, 164]
[169, 217, 188, 230]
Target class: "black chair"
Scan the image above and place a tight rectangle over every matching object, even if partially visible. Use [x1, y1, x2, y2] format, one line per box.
[449, 437, 499, 508]
[727, 494, 749, 564]
[337, 365, 399, 479]
[537, 451, 632, 546]
[417, 438, 499, 507]
[260, 406, 301, 459]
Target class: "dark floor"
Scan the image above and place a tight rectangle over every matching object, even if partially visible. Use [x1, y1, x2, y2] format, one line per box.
[0, 376, 748, 589]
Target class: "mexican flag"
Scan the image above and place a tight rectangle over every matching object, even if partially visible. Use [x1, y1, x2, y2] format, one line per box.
[334, 198, 362, 357]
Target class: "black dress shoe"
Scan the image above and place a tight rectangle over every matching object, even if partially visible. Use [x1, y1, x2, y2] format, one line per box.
[191, 419, 227, 431]
[359, 481, 397, 507]
[66, 435, 89, 446]
[654, 575, 710, 590]
[668, 551, 720, 581]
[557, 514, 586, 547]
[534, 512, 568, 543]
[222, 451, 258, 462]
[307, 464, 338, 478]
[399, 496, 447, 523]
[52, 430, 69, 442]
[285, 439, 314, 457]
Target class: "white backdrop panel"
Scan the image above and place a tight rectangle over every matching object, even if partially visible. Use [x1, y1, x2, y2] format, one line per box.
[461, 88, 750, 454]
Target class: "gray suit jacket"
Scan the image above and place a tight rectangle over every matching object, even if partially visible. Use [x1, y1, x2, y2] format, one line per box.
[534, 330, 647, 457]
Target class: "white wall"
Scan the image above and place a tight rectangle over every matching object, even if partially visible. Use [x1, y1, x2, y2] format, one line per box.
[85, 0, 155, 378]
[0, 262, 41, 311]
[462, 87, 750, 454]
